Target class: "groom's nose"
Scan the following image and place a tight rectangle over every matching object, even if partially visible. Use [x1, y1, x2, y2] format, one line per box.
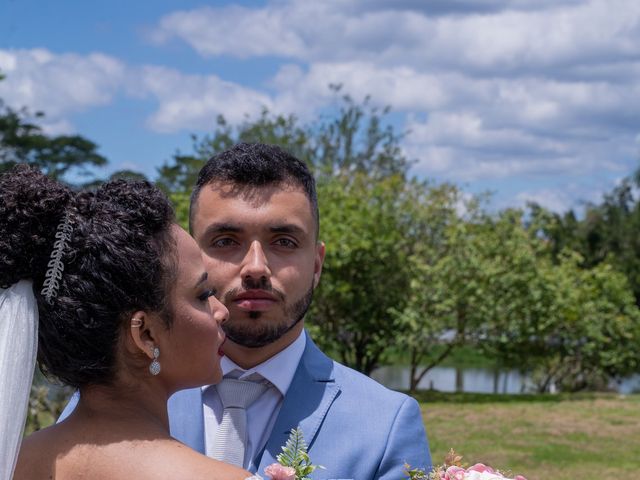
[240, 240, 271, 284]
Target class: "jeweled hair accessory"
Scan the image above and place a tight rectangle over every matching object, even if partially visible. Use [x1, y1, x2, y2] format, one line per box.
[41, 212, 73, 304]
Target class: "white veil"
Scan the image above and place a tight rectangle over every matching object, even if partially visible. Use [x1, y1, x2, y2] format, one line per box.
[0, 280, 38, 480]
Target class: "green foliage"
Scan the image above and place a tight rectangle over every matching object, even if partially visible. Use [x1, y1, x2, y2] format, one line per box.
[531, 255, 640, 392]
[405, 450, 466, 480]
[404, 464, 429, 480]
[390, 192, 502, 390]
[0, 103, 107, 182]
[393, 201, 640, 393]
[169, 191, 191, 230]
[528, 176, 640, 308]
[25, 379, 72, 435]
[311, 85, 412, 179]
[477, 222, 640, 392]
[310, 173, 422, 373]
[276, 428, 321, 480]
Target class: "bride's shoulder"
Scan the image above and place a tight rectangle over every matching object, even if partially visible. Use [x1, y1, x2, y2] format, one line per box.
[14, 426, 64, 479]
[133, 439, 252, 480]
[16, 430, 251, 480]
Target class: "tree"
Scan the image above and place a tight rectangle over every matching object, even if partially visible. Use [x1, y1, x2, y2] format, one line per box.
[0, 104, 107, 182]
[393, 205, 555, 392]
[522, 253, 640, 392]
[309, 173, 417, 374]
[529, 176, 640, 307]
[0, 73, 108, 184]
[311, 85, 412, 180]
[476, 222, 640, 393]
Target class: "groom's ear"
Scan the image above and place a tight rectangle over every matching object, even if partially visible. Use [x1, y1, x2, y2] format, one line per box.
[128, 311, 159, 360]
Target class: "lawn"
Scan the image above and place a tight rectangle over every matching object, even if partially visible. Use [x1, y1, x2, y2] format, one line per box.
[416, 391, 640, 479]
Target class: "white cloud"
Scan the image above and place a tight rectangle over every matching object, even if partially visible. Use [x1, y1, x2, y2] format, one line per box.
[38, 119, 75, 136]
[513, 183, 607, 213]
[146, 0, 640, 186]
[135, 66, 274, 132]
[4, 0, 640, 212]
[150, 0, 640, 74]
[516, 189, 573, 212]
[269, 62, 450, 117]
[0, 48, 125, 119]
[149, 5, 308, 59]
[0, 48, 275, 135]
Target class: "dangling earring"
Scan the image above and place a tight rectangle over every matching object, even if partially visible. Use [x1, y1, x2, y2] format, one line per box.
[149, 347, 161, 375]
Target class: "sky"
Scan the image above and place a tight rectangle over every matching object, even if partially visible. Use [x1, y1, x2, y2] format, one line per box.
[1, 0, 639, 213]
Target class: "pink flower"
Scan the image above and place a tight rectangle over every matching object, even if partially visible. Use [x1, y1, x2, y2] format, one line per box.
[444, 466, 466, 480]
[514, 476, 528, 480]
[264, 463, 296, 480]
[468, 464, 497, 474]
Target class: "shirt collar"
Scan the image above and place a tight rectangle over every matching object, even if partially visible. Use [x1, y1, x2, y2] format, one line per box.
[214, 330, 306, 396]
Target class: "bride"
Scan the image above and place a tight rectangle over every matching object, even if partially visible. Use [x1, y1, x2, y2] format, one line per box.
[0, 166, 258, 479]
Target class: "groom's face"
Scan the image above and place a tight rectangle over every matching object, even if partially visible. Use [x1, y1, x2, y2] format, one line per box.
[191, 181, 325, 350]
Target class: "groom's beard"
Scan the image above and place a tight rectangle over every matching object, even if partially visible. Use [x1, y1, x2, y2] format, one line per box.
[222, 281, 315, 348]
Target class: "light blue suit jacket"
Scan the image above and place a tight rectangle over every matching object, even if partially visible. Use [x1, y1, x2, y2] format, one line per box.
[168, 337, 431, 479]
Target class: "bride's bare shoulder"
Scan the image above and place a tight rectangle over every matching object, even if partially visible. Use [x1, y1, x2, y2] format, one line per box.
[15, 430, 252, 480]
[131, 439, 253, 480]
[14, 425, 67, 479]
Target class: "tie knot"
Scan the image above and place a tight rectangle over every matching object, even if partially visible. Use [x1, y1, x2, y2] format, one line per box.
[216, 377, 268, 409]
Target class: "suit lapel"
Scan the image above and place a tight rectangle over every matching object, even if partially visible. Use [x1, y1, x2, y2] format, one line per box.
[256, 337, 340, 471]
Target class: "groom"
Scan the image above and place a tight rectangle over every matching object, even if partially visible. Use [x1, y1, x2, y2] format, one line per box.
[174, 142, 431, 478]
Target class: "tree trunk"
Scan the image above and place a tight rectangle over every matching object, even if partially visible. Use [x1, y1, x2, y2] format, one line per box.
[409, 349, 419, 393]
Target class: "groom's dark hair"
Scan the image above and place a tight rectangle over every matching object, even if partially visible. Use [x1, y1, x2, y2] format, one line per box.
[190, 142, 319, 236]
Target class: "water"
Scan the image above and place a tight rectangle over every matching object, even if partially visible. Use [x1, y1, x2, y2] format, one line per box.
[370, 365, 640, 394]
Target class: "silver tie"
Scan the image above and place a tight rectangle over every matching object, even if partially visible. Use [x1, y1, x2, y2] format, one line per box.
[210, 377, 268, 467]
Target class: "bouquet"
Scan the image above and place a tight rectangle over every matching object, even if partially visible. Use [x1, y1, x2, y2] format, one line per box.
[405, 450, 527, 480]
[263, 427, 323, 480]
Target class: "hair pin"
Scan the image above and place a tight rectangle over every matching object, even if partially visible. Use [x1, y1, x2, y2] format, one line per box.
[41, 212, 73, 304]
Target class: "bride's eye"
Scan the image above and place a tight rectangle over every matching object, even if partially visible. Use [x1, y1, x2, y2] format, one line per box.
[197, 289, 217, 302]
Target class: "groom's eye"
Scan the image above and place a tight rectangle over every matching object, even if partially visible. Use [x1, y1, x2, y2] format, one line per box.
[211, 237, 236, 248]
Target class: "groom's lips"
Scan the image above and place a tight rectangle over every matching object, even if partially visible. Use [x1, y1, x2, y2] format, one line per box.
[233, 290, 278, 312]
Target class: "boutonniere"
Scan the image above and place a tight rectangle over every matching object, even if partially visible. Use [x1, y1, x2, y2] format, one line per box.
[264, 427, 323, 480]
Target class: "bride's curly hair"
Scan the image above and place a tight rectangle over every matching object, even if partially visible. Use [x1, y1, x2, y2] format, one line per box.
[0, 165, 176, 388]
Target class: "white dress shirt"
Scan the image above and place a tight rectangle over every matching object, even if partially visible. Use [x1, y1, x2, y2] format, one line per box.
[202, 330, 306, 471]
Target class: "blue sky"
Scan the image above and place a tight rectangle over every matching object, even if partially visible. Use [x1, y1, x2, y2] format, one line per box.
[1, 0, 639, 212]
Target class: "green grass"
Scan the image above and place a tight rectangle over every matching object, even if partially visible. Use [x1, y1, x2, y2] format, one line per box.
[418, 392, 640, 479]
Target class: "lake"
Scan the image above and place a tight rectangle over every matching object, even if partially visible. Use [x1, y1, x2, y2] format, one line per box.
[370, 365, 640, 394]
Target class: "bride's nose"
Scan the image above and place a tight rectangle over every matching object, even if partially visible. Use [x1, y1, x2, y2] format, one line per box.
[210, 296, 229, 325]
